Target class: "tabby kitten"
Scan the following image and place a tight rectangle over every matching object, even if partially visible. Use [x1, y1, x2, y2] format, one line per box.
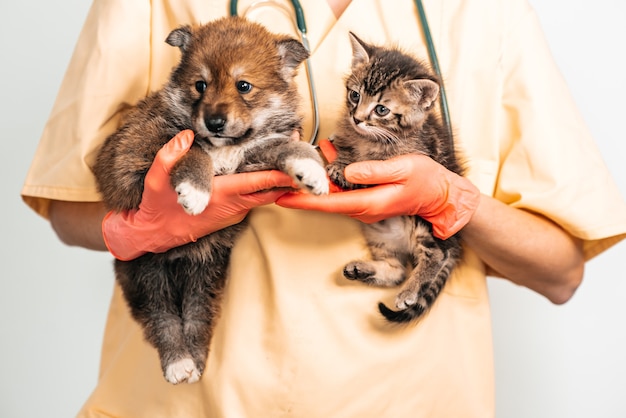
[328, 32, 464, 323]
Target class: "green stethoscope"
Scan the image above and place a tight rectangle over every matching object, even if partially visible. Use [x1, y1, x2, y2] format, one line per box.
[229, 0, 453, 146]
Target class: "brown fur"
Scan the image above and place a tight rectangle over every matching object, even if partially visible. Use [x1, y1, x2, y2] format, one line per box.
[93, 17, 327, 384]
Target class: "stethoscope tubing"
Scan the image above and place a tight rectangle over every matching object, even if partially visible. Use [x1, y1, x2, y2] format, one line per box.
[414, 0, 453, 145]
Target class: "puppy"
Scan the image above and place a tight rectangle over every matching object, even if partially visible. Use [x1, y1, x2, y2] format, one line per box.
[93, 16, 328, 384]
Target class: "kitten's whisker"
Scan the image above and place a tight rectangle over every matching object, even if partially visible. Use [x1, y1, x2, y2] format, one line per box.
[374, 127, 399, 146]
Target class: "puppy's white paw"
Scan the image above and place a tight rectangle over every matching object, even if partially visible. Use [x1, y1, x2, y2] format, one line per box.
[165, 357, 201, 384]
[285, 158, 329, 195]
[175, 181, 210, 215]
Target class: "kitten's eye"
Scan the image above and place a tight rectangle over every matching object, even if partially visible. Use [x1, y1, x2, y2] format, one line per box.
[236, 80, 253, 94]
[195, 81, 207, 93]
[374, 105, 390, 116]
[348, 90, 360, 103]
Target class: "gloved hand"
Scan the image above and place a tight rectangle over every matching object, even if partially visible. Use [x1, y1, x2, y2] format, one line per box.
[277, 139, 480, 239]
[102, 130, 294, 261]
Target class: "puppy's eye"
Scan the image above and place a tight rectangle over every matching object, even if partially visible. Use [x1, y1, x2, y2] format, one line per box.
[195, 81, 207, 93]
[348, 90, 360, 104]
[374, 105, 390, 116]
[236, 80, 252, 94]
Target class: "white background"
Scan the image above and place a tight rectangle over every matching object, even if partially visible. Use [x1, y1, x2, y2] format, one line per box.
[0, 1, 624, 417]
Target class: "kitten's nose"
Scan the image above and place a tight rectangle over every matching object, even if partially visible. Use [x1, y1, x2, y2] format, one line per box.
[352, 116, 363, 125]
[206, 115, 226, 133]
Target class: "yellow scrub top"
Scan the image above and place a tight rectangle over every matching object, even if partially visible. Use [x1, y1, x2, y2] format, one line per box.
[21, 0, 626, 417]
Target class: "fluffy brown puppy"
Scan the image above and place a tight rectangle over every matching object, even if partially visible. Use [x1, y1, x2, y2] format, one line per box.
[94, 16, 327, 384]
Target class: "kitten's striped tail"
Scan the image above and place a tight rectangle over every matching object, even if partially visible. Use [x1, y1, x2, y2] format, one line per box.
[378, 301, 426, 323]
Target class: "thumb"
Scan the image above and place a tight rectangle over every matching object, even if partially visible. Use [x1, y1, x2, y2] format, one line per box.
[215, 170, 295, 195]
[145, 130, 195, 191]
[317, 139, 337, 163]
[152, 130, 195, 174]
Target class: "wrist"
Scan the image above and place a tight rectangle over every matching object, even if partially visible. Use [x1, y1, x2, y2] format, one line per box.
[101, 210, 148, 261]
[426, 175, 480, 240]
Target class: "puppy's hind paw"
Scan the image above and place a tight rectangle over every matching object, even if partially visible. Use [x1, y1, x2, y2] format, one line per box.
[286, 158, 329, 195]
[165, 357, 201, 384]
[175, 181, 210, 215]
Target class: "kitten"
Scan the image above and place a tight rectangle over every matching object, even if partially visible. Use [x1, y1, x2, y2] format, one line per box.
[93, 17, 328, 384]
[328, 32, 464, 323]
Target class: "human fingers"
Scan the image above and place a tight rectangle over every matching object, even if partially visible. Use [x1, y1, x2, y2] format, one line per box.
[344, 154, 424, 185]
[214, 170, 295, 195]
[276, 185, 398, 215]
[237, 189, 292, 208]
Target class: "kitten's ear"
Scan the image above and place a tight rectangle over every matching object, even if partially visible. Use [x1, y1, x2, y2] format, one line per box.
[348, 32, 373, 67]
[404, 79, 440, 109]
[166, 25, 193, 52]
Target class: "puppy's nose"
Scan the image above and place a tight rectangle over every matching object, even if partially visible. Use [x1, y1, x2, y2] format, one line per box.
[206, 115, 226, 133]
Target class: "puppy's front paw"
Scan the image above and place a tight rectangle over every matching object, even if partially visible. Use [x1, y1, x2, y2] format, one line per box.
[285, 158, 329, 195]
[175, 181, 211, 215]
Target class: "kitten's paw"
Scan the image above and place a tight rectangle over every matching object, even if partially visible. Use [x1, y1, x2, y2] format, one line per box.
[326, 163, 353, 189]
[395, 289, 419, 310]
[344, 261, 376, 282]
[165, 357, 201, 384]
[285, 158, 329, 195]
[175, 181, 211, 215]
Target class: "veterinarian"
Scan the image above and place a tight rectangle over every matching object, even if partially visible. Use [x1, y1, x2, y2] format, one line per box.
[21, 0, 626, 416]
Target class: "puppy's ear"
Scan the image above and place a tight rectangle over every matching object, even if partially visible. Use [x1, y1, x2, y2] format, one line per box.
[276, 38, 310, 77]
[166, 25, 193, 51]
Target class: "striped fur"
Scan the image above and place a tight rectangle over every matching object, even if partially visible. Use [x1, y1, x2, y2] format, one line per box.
[329, 32, 465, 323]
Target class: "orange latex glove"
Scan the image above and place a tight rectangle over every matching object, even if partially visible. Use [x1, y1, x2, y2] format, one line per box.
[277, 139, 480, 239]
[102, 130, 294, 261]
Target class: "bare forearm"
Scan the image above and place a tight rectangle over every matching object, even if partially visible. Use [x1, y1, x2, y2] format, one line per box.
[461, 195, 584, 304]
[49, 200, 108, 251]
